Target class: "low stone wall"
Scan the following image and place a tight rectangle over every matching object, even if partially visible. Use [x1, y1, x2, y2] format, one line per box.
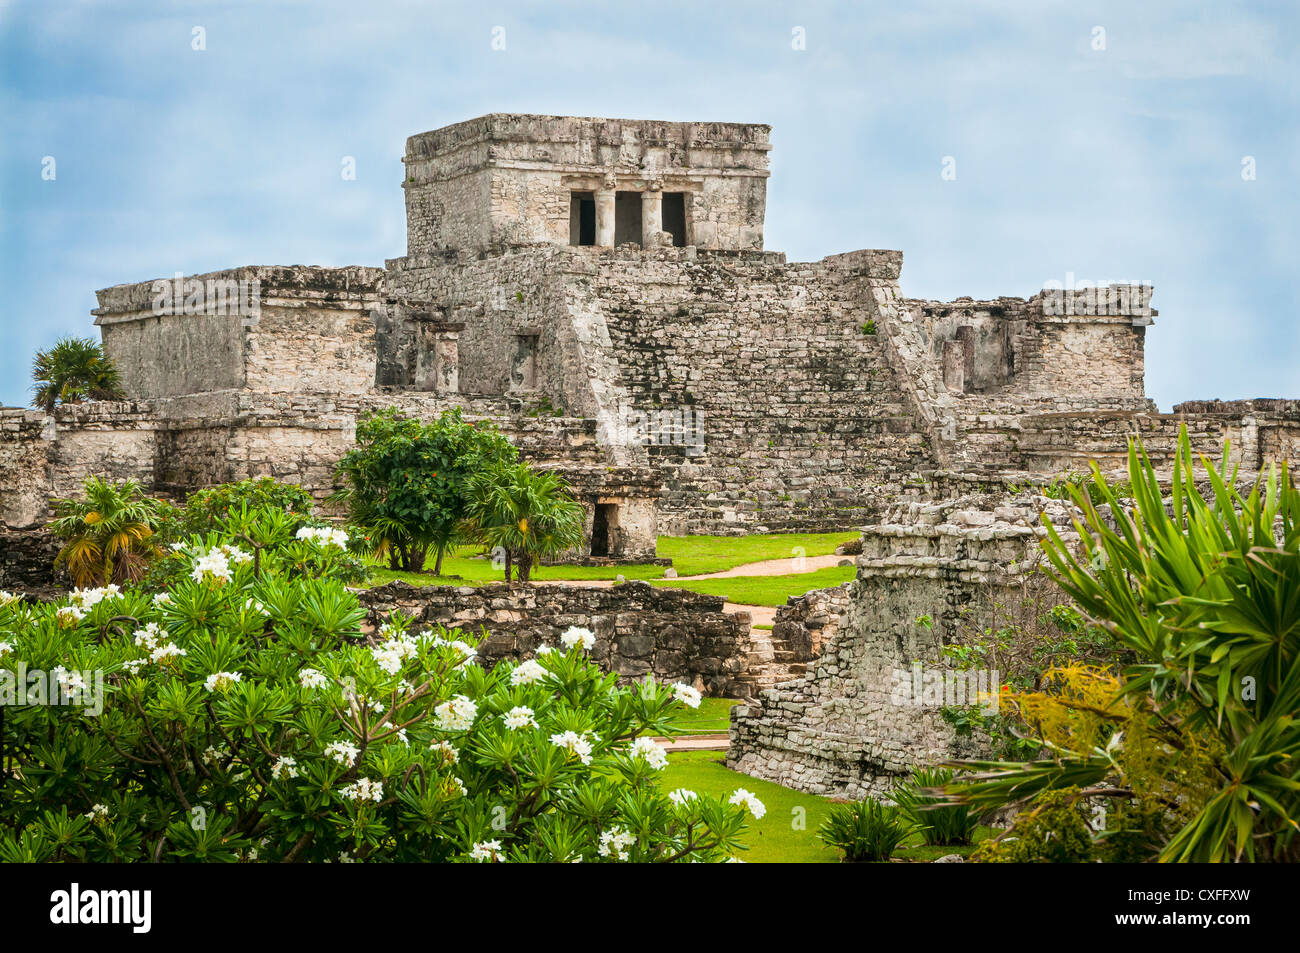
[0, 527, 62, 590]
[771, 583, 851, 662]
[359, 580, 756, 698]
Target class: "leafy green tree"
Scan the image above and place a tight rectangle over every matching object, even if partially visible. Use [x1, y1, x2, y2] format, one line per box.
[171, 477, 315, 540]
[463, 461, 586, 582]
[31, 336, 126, 412]
[950, 427, 1300, 862]
[48, 477, 167, 587]
[332, 409, 518, 574]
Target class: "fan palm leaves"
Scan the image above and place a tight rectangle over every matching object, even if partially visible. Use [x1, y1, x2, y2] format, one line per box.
[49, 477, 166, 587]
[462, 462, 586, 582]
[31, 337, 126, 412]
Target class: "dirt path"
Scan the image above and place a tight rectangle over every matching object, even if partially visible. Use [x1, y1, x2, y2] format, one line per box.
[540, 552, 846, 592]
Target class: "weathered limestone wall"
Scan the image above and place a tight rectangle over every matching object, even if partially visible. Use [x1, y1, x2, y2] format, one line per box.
[95, 266, 385, 401]
[402, 114, 770, 254]
[360, 580, 755, 697]
[0, 408, 53, 529]
[771, 583, 851, 662]
[728, 500, 1048, 797]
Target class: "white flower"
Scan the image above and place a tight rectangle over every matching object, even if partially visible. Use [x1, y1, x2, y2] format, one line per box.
[191, 548, 232, 584]
[296, 526, 349, 548]
[243, 598, 267, 615]
[549, 730, 595, 765]
[68, 585, 120, 609]
[324, 741, 361, 766]
[560, 626, 595, 651]
[271, 756, 299, 780]
[56, 606, 86, 625]
[337, 851, 356, 863]
[536, 644, 554, 656]
[672, 683, 703, 709]
[597, 826, 635, 861]
[0, 590, 19, 606]
[728, 788, 767, 820]
[133, 622, 167, 650]
[502, 706, 538, 730]
[202, 745, 226, 766]
[430, 740, 459, 765]
[629, 736, 668, 770]
[221, 545, 253, 565]
[510, 659, 548, 686]
[668, 788, 698, 807]
[122, 658, 148, 673]
[152, 592, 172, 607]
[53, 666, 88, 694]
[204, 671, 242, 693]
[150, 643, 186, 663]
[298, 668, 329, 689]
[84, 803, 110, 823]
[340, 778, 384, 802]
[469, 839, 503, 863]
[372, 637, 417, 674]
[0, 641, 13, 657]
[434, 695, 477, 731]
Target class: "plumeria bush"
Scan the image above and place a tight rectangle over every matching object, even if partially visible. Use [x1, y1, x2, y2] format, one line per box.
[0, 514, 761, 863]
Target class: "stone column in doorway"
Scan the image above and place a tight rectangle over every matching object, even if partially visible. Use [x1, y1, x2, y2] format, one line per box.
[595, 177, 616, 247]
[641, 185, 663, 249]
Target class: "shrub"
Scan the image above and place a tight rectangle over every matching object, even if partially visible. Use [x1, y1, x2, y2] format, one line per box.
[333, 409, 518, 574]
[31, 336, 126, 412]
[818, 798, 915, 862]
[971, 788, 1095, 863]
[171, 478, 315, 540]
[891, 767, 979, 846]
[462, 461, 586, 582]
[0, 512, 760, 862]
[950, 427, 1300, 862]
[48, 477, 167, 587]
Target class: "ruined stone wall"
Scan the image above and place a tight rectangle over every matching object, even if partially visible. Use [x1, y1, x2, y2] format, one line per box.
[590, 247, 935, 533]
[0, 408, 53, 529]
[360, 580, 755, 697]
[728, 500, 1048, 798]
[771, 583, 851, 662]
[95, 266, 385, 401]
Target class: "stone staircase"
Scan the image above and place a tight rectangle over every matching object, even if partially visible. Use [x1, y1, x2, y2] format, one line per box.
[740, 625, 809, 694]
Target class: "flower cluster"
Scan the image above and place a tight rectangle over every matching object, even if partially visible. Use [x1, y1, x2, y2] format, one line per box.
[469, 840, 503, 863]
[671, 682, 703, 709]
[559, 626, 596, 651]
[325, 741, 361, 766]
[502, 706, 538, 730]
[340, 778, 384, 802]
[597, 826, 636, 861]
[271, 756, 299, 780]
[629, 736, 668, 770]
[204, 671, 242, 693]
[550, 730, 596, 765]
[434, 695, 478, 731]
[509, 659, 548, 686]
[298, 668, 329, 689]
[296, 526, 349, 549]
[728, 788, 767, 820]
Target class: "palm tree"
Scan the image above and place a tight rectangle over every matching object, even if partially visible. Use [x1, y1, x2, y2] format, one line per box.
[49, 477, 166, 587]
[31, 336, 126, 412]
[462, 463, 586, 582]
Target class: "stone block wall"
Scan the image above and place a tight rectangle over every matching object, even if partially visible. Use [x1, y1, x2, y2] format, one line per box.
[728, 503, 1048, 798]
[771, 582, 851, 662]
[0, 408, 53, 529]
[359, 580, 755, 697]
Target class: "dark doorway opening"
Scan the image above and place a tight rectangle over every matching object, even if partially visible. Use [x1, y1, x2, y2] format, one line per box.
[569, 192, 596, 246]
[591, 503, 618, 557]
[662, 192, 687, 246]
[614, 191, 643, 246]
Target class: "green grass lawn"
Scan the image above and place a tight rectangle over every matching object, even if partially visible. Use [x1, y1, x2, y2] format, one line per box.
[652, 564, 856, 607]
[657, 751, 991, 863]
[359, 531, 859, 592]
[662, 697, 736, 735]
[656, 532, 860, 577]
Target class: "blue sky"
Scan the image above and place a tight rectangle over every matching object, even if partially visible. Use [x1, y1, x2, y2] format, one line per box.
[1, 0, 1296, 410]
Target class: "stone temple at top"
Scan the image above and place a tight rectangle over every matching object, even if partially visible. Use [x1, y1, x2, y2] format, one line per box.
[403, 114, 771, 252]
[1, 113, 1297, 584]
